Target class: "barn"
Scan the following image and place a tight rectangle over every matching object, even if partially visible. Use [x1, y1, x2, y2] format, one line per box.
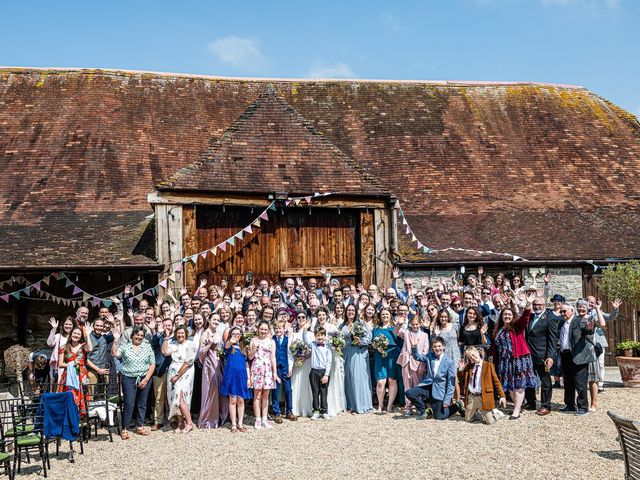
[1, 67, 639, 362]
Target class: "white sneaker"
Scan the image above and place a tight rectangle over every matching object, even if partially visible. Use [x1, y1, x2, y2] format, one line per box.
[262, 417, 272, 429]
[311, 411, 320, 420]
[321, 413, 330, 420]
[254, 420, 262, 430]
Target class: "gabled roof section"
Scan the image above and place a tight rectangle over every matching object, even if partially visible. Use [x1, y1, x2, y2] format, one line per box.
[157, 88, 387, 197]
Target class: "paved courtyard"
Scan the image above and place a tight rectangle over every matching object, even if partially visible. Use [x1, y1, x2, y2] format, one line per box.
[21, 368, 636, 480]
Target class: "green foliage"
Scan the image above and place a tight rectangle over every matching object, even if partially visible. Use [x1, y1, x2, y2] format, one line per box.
[599, 261, 640, 305]
[616, 340, 636, 351]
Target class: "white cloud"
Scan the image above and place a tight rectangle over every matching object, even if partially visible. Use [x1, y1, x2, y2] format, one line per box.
[380, 12, 402, 32]
[307, 61, 356, 79]
[208, 36, 263, 69]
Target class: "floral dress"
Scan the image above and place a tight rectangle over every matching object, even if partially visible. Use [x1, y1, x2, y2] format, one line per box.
[58, 348, 89, 416]
[495, 329, 539, 391]
[250, 338, 275, 390]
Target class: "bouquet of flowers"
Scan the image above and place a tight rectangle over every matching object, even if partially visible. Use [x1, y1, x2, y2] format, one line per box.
[241, 331, 256, 349]
[215, 341, 226, 359]
[328, 331, 346, 357]
[372, 334, 390, 358]
[289, 339, 311, 367]
[350, 321, 367, 346]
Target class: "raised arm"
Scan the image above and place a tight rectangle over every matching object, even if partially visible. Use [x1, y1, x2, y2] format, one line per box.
[46, 317, 59, 347]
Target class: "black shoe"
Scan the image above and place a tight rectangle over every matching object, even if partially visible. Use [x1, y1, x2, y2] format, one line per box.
[523, 404, 537, 411]
[575, 409, 588, 416]
[598, 387, 605, 394]
[509, 414, 521, 420]
[559, 406, 576, 414]
[553, 381, 562, 389]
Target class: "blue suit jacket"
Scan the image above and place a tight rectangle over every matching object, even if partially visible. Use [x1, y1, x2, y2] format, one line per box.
[411, 348, 455, 405]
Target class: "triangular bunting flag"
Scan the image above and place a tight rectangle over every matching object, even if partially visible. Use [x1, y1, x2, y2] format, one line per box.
[402, 216, 408, 226]
[304, 196, 312, 204]
[65, 278, 73, 288]
[417, 242, 424, 249]
[42, 276, 51, 286]
[200, 251, 208, 259]
[219, 242, 227, 252]
[10, 291, 20, 300]
[45, 293, 52, 300]
[411, 234, 417, 243]
[243, 225, 252, 234]
[0, 294, 9, 302]
[103, 300, 113, 307]
[236, 231, 244, 241]
[268, 202, 277, 211]
[52, 272, 59, 279]
[72, 286, 82, 295]
[175, 263, 183, 273]
[159, 279, 168, 288]
[58, 273, 67, 280]
[190, 254, 198, 264]
[82, 292, 91, 301]
[405, 225, 411, 235]
[32, 281, 42, 292]
[294, 199, 301, 206]
[134, 294, 143, 301]
[259, 211, 269, 221]
[228, 237, 235, 247]
[285, 200, 292, 206]
[253, 219, 261, 228]
[210, 247, 217, 256]
[512, 255, 522, 261]
[91, 297, 101, 307]
[168, 273, 176, 282]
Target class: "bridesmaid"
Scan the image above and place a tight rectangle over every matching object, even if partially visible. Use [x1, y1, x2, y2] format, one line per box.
[190, 312, 206, 419]
[341, 304, 373, 414]
[198, 313, 228, 428]
[372, 308, 400, 413]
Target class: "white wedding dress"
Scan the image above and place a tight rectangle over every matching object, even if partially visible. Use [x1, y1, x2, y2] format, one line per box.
[323, 323, 346, 417]
[291, 330, 313, 418]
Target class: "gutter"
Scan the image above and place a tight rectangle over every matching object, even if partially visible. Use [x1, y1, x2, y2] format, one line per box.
[395, 258, 633, 268]
[0, 264, 164, 273]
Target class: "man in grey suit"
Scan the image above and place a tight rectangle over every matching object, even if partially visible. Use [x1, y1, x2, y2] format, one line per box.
[558, 300, 596, 415]
[586, 295, 621, 393]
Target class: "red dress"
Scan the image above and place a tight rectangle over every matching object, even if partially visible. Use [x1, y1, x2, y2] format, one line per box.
[58, 348, 89, 416]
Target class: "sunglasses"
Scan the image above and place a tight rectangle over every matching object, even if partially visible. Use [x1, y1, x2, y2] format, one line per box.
[561, 309, 568, 313]
[452, 303, 462, 307]
[249, 301, 259, 304]
[297, 315, 306, 319]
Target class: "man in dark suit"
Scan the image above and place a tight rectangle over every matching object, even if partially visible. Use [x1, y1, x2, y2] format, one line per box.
[524, 296, 559, 415]
[558, 300, 596, 415]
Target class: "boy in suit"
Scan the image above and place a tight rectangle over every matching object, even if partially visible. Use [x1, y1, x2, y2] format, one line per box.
[272, 320, 296, 423]
[405, 336, 460, 420]
[461, 346, 507, 424]
[304, 326, 333, 420]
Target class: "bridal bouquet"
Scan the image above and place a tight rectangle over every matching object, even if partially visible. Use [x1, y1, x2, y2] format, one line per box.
[372, 334, 390, 358]
[350, 321, 367, 346]
[241, 331, 256, 349]
[328, 331, 346, 357]
[289, 340, 311, 367]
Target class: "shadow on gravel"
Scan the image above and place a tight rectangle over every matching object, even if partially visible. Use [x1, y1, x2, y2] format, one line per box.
[592, 449, 623, 461]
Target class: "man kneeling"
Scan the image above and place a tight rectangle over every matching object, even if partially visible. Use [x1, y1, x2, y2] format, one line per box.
[460, 346, 506, 424]
[405, 336, 459, 420]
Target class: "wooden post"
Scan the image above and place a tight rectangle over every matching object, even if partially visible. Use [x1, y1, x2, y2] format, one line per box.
[360, 210, 375, 287]
[373, 208, 392, 287]
[155, 204, 184, 291]
[182, 205, 197, 292]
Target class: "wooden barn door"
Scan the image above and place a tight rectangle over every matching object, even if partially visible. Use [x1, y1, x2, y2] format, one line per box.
[189, 205, 358, 285]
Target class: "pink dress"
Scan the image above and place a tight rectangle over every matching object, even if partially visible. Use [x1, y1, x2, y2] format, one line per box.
[250, 338, 275, 389]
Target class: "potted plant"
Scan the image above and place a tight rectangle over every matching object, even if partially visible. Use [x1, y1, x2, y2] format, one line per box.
[616, 340, 636, 358]
[599, 261, 640, 387]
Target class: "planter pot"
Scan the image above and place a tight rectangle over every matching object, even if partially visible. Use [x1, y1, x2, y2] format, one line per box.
[616, 357, 640, 388]
[623, 349, 635, 357]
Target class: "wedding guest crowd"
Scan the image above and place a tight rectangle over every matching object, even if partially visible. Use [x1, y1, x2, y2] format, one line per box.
[40, 266, 620, 436]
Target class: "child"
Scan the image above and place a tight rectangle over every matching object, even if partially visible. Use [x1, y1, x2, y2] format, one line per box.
[394, 316, 429, 416]
[219, 326, 252, 433]
[272, 320, 296, 423]
[460, 346, 506, 425]
[249, 321, 279, 430]
[303, 325, 333, 420]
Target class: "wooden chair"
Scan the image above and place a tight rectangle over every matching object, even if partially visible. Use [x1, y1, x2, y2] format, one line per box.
[608, 411, 640, 480]
[0, 398, 16, 480]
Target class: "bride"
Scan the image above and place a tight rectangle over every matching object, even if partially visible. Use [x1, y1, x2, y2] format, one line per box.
[316, 307, 346, 417]
[291, 312, 313, 418]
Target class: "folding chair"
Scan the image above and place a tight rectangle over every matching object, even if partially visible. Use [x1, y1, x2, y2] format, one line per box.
[85, 382, 117, 442]
[10, 401, 48, 478]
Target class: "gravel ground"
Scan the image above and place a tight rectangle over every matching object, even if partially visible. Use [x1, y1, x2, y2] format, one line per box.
[20, 383, 638, 480]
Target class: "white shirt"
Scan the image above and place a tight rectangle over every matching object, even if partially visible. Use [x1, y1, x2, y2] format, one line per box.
[560, 317, 572, 351]
[469, 362, 483, 395]
[433, 354, 443, 376]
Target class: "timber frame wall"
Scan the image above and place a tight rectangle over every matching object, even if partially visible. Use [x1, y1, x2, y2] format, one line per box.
[149, 191, 396, 291]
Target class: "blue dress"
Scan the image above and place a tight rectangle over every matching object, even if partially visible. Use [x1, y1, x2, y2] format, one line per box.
[219, 346, 252, 400]
[341, 322, 373, 414]
[372, 326, 400, 382]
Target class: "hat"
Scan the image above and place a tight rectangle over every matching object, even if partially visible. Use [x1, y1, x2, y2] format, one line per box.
[550, 294, 565, 302]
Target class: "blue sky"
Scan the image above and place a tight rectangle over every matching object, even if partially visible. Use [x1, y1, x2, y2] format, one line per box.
[1, 0, 638, 115]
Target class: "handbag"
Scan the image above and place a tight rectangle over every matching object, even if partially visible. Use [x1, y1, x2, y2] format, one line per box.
[587, 337, 603, 357]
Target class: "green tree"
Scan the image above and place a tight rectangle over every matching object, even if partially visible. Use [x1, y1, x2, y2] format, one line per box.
[599, 261, 640, 306]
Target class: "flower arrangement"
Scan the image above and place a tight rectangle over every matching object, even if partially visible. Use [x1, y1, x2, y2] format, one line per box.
[241, 331, 256, 349]
[328, 331, 346, 357]
[372, 334, 390, 357]
[350, 321, 367, 346]
[215, 342, 226, 359]
[289, 339, 311, 367]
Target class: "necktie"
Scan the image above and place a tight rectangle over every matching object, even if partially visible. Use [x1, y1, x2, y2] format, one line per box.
[278, 337, 283, 346]
[472, 364, 479, 391]
[530, 314, 541, 330]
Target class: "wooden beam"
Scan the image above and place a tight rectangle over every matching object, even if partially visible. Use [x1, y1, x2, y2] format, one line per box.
[280, 267, 356, 278]
[360, 210, 375, 287]
[182, 205, 197, 291]
[155, 204, 184, 289]
[374, 209, 392, 287]
[148, 190, 387, 209]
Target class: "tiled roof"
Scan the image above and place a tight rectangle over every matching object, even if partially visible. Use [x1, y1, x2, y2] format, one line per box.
[157, 89, 386, 196]
[1, 68, 639, 267]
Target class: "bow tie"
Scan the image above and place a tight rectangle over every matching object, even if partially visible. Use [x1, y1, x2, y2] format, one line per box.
[317, 343, 325, 347]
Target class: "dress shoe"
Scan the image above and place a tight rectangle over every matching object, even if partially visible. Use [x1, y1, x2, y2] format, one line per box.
[523, 404, 537, 411]
[151, 424, 162, 431]
[536, 408, 551, 416]
[274, 415, 283, 424]
[286, 413, 298, 421]
[559, 406, 576, 414]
